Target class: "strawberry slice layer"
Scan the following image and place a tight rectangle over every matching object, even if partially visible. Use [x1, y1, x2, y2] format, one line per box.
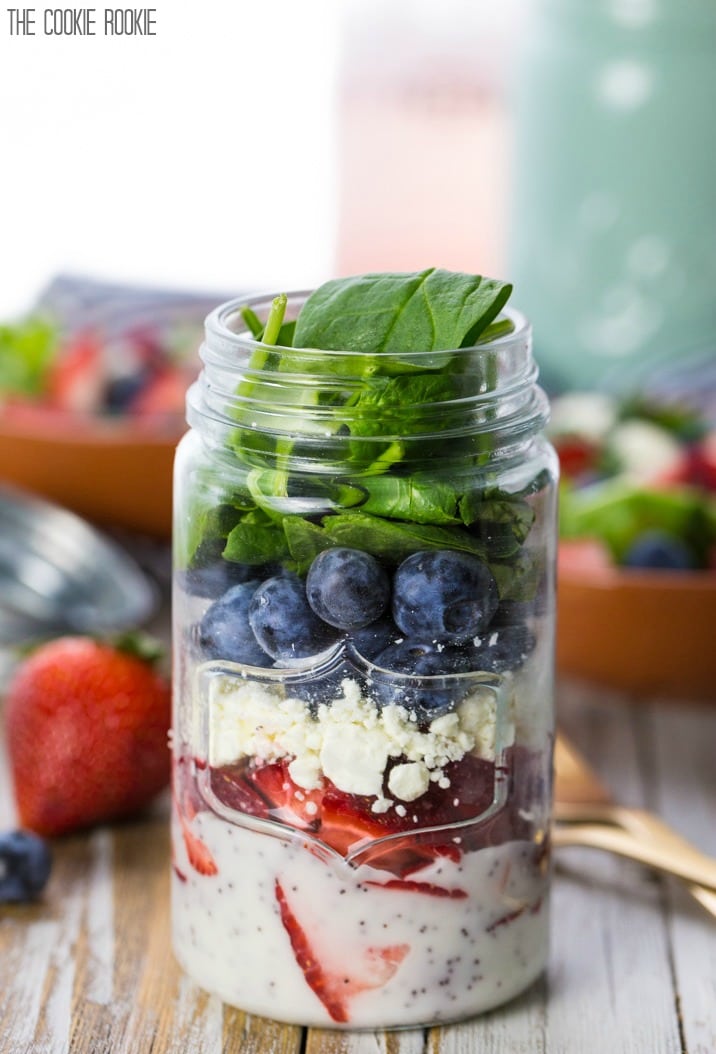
[173, 761, 219, 878]
[211, 759, 323, 830]
[275, 880, 409, 1023]
[365, 878, 468, 899]
[181, 821, 219, 876]
[248, 760, 324, 830]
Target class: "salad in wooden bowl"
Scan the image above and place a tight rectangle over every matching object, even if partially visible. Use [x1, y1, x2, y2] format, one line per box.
[551, 391, 716, 700]
[0, 276, 226, 536]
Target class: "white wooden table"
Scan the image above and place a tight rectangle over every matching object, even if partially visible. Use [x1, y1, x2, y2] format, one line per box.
[1, 677, 714, 1053]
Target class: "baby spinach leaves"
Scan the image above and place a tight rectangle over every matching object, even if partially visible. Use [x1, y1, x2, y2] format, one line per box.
[188, 270, 543, 597]
[0, 317, 58, 396]
[360, 476, 461, 525]
[292, 269, 512, 355]
[223, 509, 290, 566]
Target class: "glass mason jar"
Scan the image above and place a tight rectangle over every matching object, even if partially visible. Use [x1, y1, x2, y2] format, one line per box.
[171, 291, 558, 1030]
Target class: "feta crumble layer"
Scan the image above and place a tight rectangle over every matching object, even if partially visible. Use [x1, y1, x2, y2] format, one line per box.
[206, 675, 509, 802]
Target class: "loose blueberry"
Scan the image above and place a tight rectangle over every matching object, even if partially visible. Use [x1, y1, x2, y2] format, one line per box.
[0, 830, 52, 903]
[371, 640, 473, 724]
[249, 574, 340, 662]
[306, 547, 390, 630]
[198, 580, 273, 666]
[347, 615, 401, 661]
[468, 623, 536, 673]
[623, 531, 696, 570]
[392, 549, 499, 643]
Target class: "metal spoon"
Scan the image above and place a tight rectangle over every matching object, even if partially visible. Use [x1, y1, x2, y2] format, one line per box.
[0, 483, 158, 645]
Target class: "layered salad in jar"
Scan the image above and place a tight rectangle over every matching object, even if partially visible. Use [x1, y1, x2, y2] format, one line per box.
[171, 271, 557, 1029]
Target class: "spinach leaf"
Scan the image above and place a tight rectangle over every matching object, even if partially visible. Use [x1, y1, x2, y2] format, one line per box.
[490, 550, 542, 602]
[292, 270, 512, 356]
[0, 317, 58, 396]
[240, 304, 297, 348]
[247, 468, 366, 520]
[346, 371, 467, 466]
[360, 475, 460, 525]
[223, 508, 290, 565]
[458, 491, 536, 557]
[282, 517, 334, 573]
[182, 501, 248, 569]
[321, 511, 489, 565]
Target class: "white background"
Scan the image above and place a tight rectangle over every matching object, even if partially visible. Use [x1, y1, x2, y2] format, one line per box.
[0, 0, 518, 317]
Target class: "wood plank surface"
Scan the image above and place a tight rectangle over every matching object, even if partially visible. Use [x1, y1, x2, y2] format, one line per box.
[1, 678, 715, 1053]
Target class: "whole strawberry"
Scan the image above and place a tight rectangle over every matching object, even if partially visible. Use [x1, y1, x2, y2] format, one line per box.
[5, 635, 171, 836]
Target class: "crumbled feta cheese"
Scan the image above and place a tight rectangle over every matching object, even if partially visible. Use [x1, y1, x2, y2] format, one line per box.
[206, 675, 510, 802]
[371, 797, 392, 814]
[456, 692, 499, 761]
[388, 761, 430, 802]
[288, 753, 322, 791]
[320, 723, 389, 797]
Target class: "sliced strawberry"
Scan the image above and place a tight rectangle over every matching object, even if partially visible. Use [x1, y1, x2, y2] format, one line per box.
[204, 753, 502, 878]
[275, 879, 348, 1022]
[485, 896, 543, 934]
[248, 759, 324, 830]
[317, 755, 495, 875]
[317, 792, 397, 855]
[173, 755, 206, 822]
[365, 878, 468, 899]
[173, 761, 219, 877]
[209, 759, 322, 829]
[274, 880, 409, 1023]
[171, 844, 188, 883]
[316, 788, 442, 875]
[210, 763, 272, 819]
[47, 333, 105, 413]
[180, 817, 218, 876]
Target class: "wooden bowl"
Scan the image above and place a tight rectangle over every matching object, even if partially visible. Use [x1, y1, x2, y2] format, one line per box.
[0, 409, 181, 538]
[557, 542, 716, 701]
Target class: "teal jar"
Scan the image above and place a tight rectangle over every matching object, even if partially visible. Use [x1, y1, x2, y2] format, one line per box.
[170, 286, 558, 1029]
[509, 0, 716, 392]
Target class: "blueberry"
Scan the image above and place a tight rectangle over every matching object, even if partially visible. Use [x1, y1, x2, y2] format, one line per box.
[306, 547, 390, 630]
[371, 640, 473, 723]
[0, 830, 52, 902]
[623, 531, 696, 571]
[181, 559, 280, 599]
[105, 370, 149, 412]
[490, 599, 536, 627]
[286, 664, 350, 713]
[468, 623, 536, 673]
[348, 615, 401, 660]
[198, 580, 273, 666]
[392, 550, 499, 643]
[249, 574, 339, 662]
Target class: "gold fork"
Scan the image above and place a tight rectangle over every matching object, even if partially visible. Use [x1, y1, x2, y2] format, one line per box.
[553, 733, 716, 916]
